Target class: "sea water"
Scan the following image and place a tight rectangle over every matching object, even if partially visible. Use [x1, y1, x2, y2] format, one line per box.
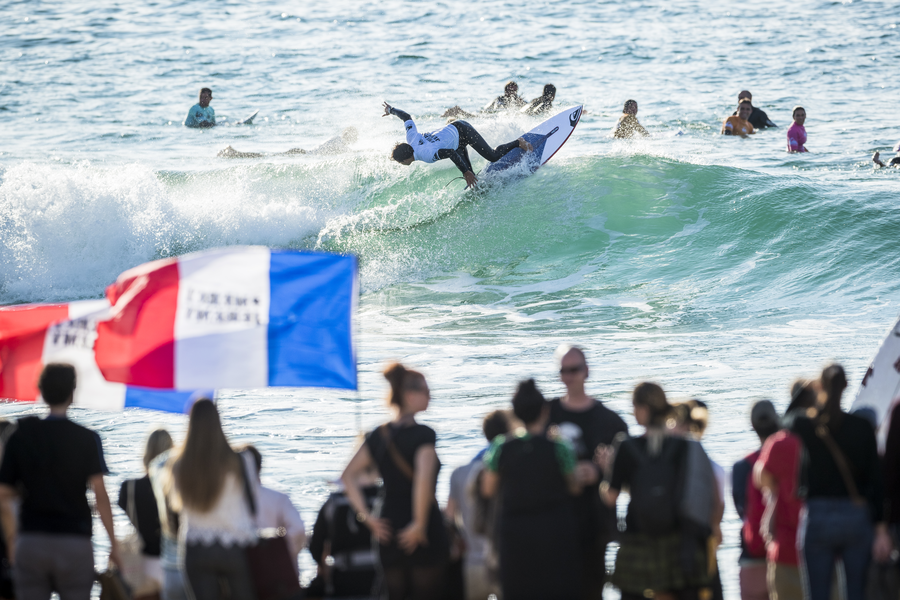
[2, 0, 899, 597]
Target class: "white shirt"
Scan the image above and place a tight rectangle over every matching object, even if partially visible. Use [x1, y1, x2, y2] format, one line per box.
[405, 119, 460, 163]
[257, 485, 306, 560]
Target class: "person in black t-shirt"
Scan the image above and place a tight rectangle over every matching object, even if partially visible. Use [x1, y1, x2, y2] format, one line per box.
[548, 345, 628, 600]
[0, 363, 120, 600]
[731, 90, 777, 129]
[118, 428, 174, 596]
[341, 363, 449, 600]
[791, 364, 893, 600]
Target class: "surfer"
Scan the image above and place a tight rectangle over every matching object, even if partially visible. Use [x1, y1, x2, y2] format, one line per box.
[523, 84, 556, 116]
[786, 107, 808, 153]
[613, 100, 649, 139]
[441, 81, 528, 120]
[217, 127, 358, 159]
[731, 90, 777, 129]
[721, 99, 755, 137]
[384, 102, 532, 188]
[872, 142, 900, 168]
[183, 88, 216, 128]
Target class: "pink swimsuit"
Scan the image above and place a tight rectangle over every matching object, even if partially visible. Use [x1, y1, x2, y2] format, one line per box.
[787, 123, 807, 152]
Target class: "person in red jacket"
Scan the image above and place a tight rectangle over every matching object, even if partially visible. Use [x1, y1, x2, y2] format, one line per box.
[732, 400, 780, 600]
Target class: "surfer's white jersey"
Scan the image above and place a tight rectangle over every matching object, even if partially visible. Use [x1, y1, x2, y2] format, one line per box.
[404, 120, 460, 163]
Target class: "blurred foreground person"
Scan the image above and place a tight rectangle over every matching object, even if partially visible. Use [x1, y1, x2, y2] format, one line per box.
[341, 363, 449, 600]
[549, 345, 627, 600]
[601, 383, 717, 600]
[119, 429, 174, 599]
[791, 365, 891, 600]
[166, 399, 260, 600]
[307, 465, 380, 599]
[482, 379, 581, 600]
[0, 363, 119, 600]
[732, 401, 780, 600]
[446, 410, 510, 600]
[244, 446, 306, 572]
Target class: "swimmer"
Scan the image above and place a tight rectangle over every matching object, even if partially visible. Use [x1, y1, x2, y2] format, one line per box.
[523, 84, 556, 116]
[872, 142, 900, 168]
[786, 106, 808, 153]
[218, 127, 358, 159]
[722, 99, 755, 137]
[184, 88, 216, 128]
[613, 100, 649, 139]
[384, 102, 532, 188]
[731, 90, 777, 129]
[441, 81, 528, 120]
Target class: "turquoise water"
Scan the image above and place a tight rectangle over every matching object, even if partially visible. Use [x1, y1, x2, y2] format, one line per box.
[2, 0, 900, 597]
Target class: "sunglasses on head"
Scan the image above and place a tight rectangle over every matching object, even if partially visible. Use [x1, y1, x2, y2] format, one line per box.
[559, 365, 585, 375]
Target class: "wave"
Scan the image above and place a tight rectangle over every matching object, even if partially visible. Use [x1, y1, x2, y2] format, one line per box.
[2, 154, 899, 317]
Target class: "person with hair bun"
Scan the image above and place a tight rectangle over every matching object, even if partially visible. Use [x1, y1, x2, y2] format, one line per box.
[340, 363, 449, 600]
[481, 379, 581, 600]
[790, 364, 892, 600]
[600, 382, 715, 600]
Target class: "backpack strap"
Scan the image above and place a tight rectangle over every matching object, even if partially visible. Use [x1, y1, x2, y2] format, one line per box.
[379, 424, 415, 481]
[814, 424, 865, 506]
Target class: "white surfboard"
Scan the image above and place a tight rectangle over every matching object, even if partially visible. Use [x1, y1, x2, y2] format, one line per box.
[483, 105, 583, 175]
[236, 110, 259, 125]
[851, 314, 900, 450]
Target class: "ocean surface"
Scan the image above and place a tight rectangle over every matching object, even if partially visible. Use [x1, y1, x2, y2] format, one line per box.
[2, 0, 900, 596]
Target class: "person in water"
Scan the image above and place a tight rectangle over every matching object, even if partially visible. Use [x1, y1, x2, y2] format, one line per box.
[385, 102, 532, 188]
[722, 99, 755, 137]
[872, 141, 900, 168]
[731, 90, 777, 129]
[218, 127, 358, 158]
[441, 81, 528, 120]
[184, 88, 216, 128]
[787, 106, 808, 153]
[523, 84, 556, 116]
[613, 100, 649, 139]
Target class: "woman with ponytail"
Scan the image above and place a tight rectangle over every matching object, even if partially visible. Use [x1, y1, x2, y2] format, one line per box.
[790, 364, 892, 600]
[340, 363, 449, 600]
[480, 379, 581, 600]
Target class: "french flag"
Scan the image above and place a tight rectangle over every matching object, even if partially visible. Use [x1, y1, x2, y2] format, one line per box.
[0, 300, 198, 412]
[95, 246, 358, 391]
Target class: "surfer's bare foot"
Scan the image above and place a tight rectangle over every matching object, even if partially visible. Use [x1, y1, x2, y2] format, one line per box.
[518, 137, 533, 152]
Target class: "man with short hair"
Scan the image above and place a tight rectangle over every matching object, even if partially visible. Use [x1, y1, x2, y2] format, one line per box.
[523, 84, 557, 116]
[446, 410, 511, 600]
[243, 445, 306, 571]
[184, 87, 216, 128]
[732, 400, 780, 600]
[732, 90, 777, 129]
[548, 345, 628, 600]
[0, 363, 119, 600]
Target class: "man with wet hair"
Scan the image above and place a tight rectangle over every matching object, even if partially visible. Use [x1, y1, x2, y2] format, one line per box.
[384, 101, 532, 188]
[0, 363, 119, 600]
[184, 87, 216, 128]
[548, 345, 628, 600]
[441, 80, 528, 120]
[613, 99, 650, 139]
[731, 90, 777, 129]
[523, 83, 557, 116]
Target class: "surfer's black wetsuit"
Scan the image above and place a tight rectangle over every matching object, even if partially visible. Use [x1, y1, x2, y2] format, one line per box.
[732, 105, 777, 129]
[390, 107, 520, 175]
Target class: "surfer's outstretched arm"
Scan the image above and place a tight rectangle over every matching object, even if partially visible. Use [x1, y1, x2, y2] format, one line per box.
[382, 102, 411, 123]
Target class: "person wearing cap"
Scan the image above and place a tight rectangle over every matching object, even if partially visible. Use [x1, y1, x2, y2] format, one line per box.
[786, 107, 809, 153]
[872, 141, 900, 168]
[731, 90, 777, 129]
[732, 401, 780, 600]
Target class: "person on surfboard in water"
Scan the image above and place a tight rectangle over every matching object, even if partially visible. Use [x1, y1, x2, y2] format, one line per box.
[384, 102, 532, 188]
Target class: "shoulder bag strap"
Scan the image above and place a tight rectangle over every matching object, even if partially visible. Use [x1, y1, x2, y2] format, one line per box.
[379, 424, 415, 481]
[814, 424, 865, 506]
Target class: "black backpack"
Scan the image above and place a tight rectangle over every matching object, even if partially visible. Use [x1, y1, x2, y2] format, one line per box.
[626, 436, 686, 536]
